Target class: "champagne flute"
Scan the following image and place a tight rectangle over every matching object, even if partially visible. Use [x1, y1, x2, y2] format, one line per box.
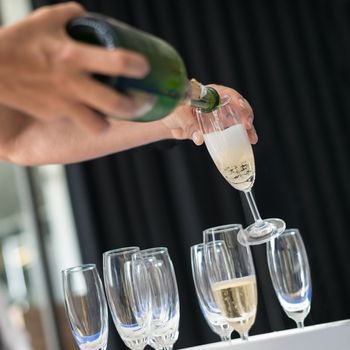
[132, 247, 180, 350]
[62, 264, 108, 350]
[103, 247, 151, 350]
[196, 96, 286, 245]
[267, 228, 312, 328]
[191, 243, 233, 341]
[203, 224, 257, 340]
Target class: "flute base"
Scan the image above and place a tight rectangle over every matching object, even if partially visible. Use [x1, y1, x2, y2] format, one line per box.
[238, 218, 286, 246]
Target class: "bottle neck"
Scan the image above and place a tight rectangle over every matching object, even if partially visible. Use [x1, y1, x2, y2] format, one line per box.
[186, 79, 221, 112]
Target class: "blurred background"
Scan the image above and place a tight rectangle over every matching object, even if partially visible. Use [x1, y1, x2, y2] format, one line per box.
[1, 0, 350, 349]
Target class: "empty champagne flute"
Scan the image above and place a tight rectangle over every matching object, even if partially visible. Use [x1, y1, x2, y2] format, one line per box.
[267, 228, 312, 328]
[203, 224, 257, 340]
[191, 243, 233, 341]
[132, 247, 180, 350]
[196, 95, 286, 245]
[62, 264, 108, 350]
[103, 247, 151, 350]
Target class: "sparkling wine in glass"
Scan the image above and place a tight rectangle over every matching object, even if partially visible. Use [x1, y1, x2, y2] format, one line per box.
[62, 264, 108, 350]
[191, 243, 233, 341]
[196, 96, 286, 245]
[203, 224, 258, 340]
[267, 228, 312, 328]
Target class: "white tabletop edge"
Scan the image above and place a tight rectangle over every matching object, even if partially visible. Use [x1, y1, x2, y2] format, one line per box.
[180, 319, 350, 350]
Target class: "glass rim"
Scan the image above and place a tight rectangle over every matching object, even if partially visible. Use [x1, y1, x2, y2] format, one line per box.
[196, 94, 231, 114]
[203, 223, 243, 235]
[134, 247, 168, 257]
[103, 246, 140, 257]
[190, 243, 204, 250]
[217, 94, 231, 108]
[282, 228, 300, 235]
[62, 263, 96, 275]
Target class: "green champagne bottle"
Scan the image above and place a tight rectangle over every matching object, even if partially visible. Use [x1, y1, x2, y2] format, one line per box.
[67, 13, 220, 122]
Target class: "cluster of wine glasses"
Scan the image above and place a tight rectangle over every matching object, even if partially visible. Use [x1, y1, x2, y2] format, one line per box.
[62, 247, 179, 350]
[191, 224, 312, 342]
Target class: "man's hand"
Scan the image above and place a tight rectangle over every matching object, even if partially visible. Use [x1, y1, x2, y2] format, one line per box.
[0, 2, 150, 133]
[161, 84, 258, 146]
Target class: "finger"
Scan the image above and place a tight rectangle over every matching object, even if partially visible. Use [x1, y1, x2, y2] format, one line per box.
[247, 126, 258, 144]
[239, 97, 254, 117]
[238, 96, 254, 118]
[64, 44, 150, 77]
[69, 74, 139, 118]
[208, 84, 254, 120]
[178, 113, 202, 143]
[63, 103, 110, 134]
[242, 111, 254, 130]
[43, 2, 85, 24]
[230, 95, 254, 131]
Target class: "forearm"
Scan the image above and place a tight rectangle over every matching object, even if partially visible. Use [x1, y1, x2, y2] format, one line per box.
[0, 108, 173, 165]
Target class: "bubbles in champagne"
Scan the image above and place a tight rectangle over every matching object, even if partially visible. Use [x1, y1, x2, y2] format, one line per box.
[218, 162, 255, 192]
[212, 276, 257, 336]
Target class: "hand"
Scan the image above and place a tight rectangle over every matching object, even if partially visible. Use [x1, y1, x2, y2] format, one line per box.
[161, 84, 258, 145]
[0, 2, 150, 133]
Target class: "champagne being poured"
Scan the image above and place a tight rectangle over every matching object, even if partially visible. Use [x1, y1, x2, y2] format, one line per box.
[67, 13, 220, 121]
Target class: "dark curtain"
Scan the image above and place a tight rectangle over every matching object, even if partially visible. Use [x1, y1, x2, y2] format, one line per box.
[33, 0, 350, 349]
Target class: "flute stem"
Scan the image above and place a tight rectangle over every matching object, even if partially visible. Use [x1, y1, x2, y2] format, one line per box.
[244, 190, 263, 225]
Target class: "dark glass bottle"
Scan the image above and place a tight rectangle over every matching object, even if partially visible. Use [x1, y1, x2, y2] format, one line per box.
[67, 13, 220, 121]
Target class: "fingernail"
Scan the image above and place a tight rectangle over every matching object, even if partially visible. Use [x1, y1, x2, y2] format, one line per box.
[108, 100, 138, 120]
[132, 60, 150, 77]
[192, 131, 202, 145]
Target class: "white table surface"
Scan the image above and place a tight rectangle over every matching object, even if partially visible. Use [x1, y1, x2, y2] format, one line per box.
[181, 320, 350, 350]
